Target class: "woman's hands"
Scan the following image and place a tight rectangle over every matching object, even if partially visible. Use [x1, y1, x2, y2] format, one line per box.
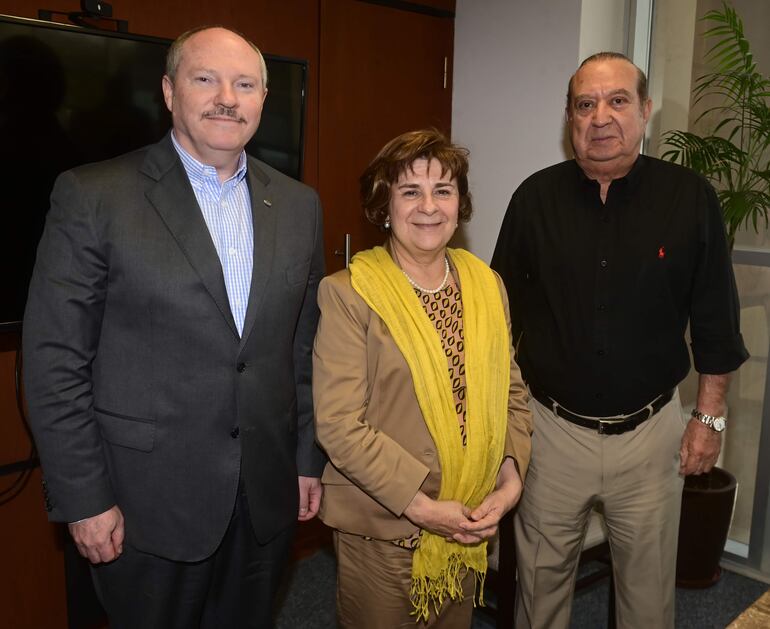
[403, 457, 523, 544]
[404, 491, 483, 544]
[460, 457, 522, 540]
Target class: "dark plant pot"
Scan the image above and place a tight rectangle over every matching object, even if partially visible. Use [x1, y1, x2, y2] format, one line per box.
[676, 466, 737, 588]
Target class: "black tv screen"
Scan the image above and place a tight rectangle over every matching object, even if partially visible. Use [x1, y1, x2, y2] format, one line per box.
[0, 15, 306, 329]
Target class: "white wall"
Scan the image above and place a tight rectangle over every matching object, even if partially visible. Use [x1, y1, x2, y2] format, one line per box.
[451, 0, 582, 262]
[579, 0, 628, 61]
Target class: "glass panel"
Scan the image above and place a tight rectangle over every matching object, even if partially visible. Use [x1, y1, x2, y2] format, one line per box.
[723, 264, 769, 545]
[648, 0, 770, 573]
[735, 226, 770, 251]
[676, 264, 768, 547]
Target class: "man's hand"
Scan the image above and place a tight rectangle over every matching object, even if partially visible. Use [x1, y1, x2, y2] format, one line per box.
[681, 373, 730, 475]
[460, 458, 523, 541]
[69, 505, 125, 564]
[298, 476, 322, 521]
[680, 418, 722, 475]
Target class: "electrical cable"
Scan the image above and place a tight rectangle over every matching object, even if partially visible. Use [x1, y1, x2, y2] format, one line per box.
[0, 339, 38, 506]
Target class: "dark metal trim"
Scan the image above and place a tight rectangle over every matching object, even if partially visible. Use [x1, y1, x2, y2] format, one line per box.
[356, 0, 455, 19]
[733, 247, 770, 267]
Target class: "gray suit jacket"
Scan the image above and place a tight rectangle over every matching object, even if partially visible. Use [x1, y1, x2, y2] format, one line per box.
[23, 133, 325, 561]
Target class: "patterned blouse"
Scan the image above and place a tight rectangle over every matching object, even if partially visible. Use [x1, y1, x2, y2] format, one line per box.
[416, 282, 468, 445]
[390, 280, 467, 550]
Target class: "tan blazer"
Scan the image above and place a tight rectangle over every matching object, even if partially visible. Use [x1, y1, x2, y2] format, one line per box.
[312, 261, 532, 540]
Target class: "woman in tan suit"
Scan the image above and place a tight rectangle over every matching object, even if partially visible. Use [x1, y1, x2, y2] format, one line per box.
[313, 129, 532, 628]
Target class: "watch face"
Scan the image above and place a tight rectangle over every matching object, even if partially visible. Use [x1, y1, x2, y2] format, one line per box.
[713, 417, 726, 432]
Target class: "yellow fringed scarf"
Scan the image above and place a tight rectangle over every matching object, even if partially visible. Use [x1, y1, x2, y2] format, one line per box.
[349, 246, 510, 622]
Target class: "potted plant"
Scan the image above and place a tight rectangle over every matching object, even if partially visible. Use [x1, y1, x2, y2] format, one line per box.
[661, 1, 769, 248]
[660, 2, 768, 587]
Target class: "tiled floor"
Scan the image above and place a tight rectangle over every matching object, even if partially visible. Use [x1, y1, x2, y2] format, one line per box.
[729, 588, 770, 628]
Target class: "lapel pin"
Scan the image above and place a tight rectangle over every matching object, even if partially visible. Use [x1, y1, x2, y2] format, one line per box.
[263, 199, 272, 207]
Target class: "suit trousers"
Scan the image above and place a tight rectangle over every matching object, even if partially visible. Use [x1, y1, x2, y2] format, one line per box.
[334, 531, 476, 629]
[90, 483, 295, 629]
[514, 390, 687, 629]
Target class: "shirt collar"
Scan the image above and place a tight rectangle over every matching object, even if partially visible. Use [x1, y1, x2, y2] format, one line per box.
[170, 131, 248, 188]
[574, 154, 647, 192]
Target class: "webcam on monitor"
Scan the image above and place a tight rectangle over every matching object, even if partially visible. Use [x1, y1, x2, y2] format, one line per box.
[81, 1, 113, 18]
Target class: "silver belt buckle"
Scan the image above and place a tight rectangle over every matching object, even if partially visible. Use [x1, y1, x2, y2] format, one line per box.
[598, 415, 632, 434]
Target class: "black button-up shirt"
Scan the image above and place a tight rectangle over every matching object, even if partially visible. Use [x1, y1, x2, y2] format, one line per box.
[491, 156, 748, 416]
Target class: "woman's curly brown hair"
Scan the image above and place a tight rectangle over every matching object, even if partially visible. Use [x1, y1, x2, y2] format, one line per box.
[360, 129, 473, 229]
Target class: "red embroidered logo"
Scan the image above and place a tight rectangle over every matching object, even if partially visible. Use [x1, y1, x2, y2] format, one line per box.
[658, 246, 665, 259]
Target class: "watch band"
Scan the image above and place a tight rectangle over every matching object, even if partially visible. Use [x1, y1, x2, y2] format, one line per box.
[691, 408, 727, 432]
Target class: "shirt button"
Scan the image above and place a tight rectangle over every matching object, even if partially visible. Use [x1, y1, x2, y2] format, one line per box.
[598, 304, 606, 311]
[600, 259, 608, 268]
[597, 349, 605, 356]
[602, 215, 610, 223]
[595, 392, 603, 399]
[237, 362, 247, 373]
[230, 427, 240, 438]
[229, 247, 237, 256]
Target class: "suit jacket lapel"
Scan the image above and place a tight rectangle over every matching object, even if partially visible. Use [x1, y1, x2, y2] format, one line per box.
[141, 135, 239, 338]
[240, 159, 276, 347]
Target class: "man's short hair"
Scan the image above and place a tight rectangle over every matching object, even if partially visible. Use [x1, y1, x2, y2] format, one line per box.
[165, 25, 268, 89]
[359, 128, 473, 229]
[566, 51, 648, 111]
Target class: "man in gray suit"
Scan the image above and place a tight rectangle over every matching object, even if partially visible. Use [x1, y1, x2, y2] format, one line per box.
[23, 26, 325, 628]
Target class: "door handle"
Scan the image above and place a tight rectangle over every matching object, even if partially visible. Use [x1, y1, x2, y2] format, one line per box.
[333, 234, 352, 268]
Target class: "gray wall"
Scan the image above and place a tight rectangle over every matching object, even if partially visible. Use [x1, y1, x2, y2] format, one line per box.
[452, 0, 580, 261]
[451, 0, 581, 262]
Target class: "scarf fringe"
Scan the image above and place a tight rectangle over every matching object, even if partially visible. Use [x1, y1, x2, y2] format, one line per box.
[410, 552, 465, 622]
[409, 547, 490, 622]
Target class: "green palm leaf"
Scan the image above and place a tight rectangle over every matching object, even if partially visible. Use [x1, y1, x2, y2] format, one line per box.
[661, 1, 770, 247]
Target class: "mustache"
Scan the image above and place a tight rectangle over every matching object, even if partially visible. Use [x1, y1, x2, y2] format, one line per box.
[202, 106, 246, 123]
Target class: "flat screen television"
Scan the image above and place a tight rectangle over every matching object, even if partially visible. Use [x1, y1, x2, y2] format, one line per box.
[0, 15, 307, 330]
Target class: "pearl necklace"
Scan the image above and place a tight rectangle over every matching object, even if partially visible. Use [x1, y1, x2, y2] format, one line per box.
[402, 257, 450, 294]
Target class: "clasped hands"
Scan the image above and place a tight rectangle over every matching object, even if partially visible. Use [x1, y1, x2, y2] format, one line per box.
[403, 458, 522, 545]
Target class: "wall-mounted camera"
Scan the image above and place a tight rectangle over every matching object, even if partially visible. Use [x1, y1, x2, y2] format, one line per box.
[38, 1, 127, 32]
[81, 1, 113, 18]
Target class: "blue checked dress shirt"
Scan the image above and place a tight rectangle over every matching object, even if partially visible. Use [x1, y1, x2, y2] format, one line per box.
[172, 133, 254, 336]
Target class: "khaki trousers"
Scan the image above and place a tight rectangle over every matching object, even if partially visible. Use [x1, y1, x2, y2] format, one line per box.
[514, 390, 687, 629]
[334, 531, 476, 629]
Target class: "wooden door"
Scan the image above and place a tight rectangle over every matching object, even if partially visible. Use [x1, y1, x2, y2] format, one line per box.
[319, 0, 454, 272]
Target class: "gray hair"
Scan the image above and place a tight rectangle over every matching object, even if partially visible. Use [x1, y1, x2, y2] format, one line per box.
[165, 25, 268, 89]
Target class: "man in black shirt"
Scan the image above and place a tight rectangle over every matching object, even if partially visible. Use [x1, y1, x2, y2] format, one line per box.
[491, 52, 748, 629]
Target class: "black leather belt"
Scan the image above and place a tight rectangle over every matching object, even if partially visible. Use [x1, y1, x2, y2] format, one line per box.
[529, 387, 675, 435]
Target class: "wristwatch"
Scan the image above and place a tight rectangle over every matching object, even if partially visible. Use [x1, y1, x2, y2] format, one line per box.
[691, 409, 727, 432]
